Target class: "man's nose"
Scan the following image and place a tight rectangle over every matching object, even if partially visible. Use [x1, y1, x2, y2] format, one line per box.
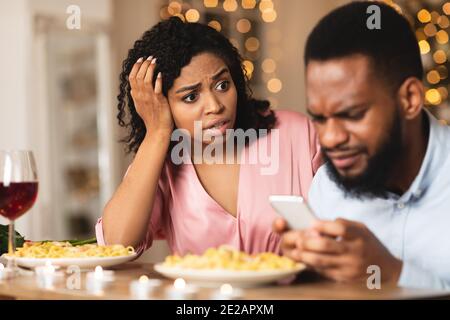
[320, 119, 350, 150]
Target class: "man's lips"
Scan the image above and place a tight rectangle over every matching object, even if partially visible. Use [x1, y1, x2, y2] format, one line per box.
[326, 151, 363, 170]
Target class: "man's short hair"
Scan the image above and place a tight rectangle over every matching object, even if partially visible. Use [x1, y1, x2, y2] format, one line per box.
[304, 1, 424, 91]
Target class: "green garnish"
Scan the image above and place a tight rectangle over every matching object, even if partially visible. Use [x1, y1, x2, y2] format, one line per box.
[0, 224, 25, 256]
[39, 237, 97, 246]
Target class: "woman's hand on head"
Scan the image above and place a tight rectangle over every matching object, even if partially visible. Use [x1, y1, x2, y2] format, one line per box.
[129, 56, 174, 138]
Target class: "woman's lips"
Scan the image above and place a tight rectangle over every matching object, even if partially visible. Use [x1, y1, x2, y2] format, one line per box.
[203, 120, 230, 136]
[329, 152, 362, 170]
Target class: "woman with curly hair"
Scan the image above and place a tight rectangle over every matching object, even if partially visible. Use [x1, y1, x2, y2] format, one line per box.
[96, 17, 322, 256]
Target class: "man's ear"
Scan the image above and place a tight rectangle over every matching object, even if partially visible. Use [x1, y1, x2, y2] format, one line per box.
[397, 77, 424, 120]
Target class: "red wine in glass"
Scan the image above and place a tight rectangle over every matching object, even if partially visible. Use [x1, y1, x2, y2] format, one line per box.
[0, 182, 38, 220]
[0, 150, 38, 277]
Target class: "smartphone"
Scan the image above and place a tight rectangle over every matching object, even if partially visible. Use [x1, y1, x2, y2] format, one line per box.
[269, 195, 316, 230]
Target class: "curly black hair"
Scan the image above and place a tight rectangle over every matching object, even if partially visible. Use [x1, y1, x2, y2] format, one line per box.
[117, 16, 277, 154]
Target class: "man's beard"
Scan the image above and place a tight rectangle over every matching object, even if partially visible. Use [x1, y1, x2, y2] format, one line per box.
[323, 111, 403, 200]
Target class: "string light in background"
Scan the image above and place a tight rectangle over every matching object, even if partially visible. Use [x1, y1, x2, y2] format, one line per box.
[427, 70, 441, 84]
[185, 8, 200, 22]
[418, 8, 432, 22]
[259, 0, 273, 12]
[373, 0, 450, 123]
[158, 0, 283, 108]
[412, 2, 450, 107]
[242, 0, 257, 10]
[242, 60, 254, 79]
[433, 49, 447, 64]
[168, 1, 182, 15]
[223, 0, 238, 12]
[444, 2, 450, 14]
[160, 1, 449, 114]
[267, 78, 282, 93]
[426, 88, 442, 105]
[208, 20, 222, 31]
[419, 39, 431, 54]
[245, 37, 260, 52]
[236, 18, 252, 33]
[204, 0, 218, 8]
[262, 58, 276, 73]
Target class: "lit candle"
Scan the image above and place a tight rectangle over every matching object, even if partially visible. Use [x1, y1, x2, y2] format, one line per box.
[0, 262, 17, 280]
[129, 275, 162, 300]
[86, 266, 114, 295]
[211, 283, 243, 300]
[0, 263, 5, 280]
[166, 278, 198, 300]
[35, 261, 58, 289]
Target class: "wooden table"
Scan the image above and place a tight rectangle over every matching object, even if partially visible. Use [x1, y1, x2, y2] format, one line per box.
[1, 262, 449, 300]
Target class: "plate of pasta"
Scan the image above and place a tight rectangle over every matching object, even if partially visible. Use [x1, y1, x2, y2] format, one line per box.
[154, 246, 306, 287]
[1, 241, 137, 269]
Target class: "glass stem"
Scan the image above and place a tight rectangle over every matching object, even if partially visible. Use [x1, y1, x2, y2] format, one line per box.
[7, 221, 16, 269]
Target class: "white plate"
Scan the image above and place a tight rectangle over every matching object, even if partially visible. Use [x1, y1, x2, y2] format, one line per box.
[154, 263, 306, 288]
[0, 253, 137, 270]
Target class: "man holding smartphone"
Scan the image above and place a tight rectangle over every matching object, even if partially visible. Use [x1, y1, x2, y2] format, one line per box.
[274, 1, 450, 289]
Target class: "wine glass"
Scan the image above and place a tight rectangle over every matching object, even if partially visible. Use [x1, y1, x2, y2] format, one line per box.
[0, 150, 38, 277]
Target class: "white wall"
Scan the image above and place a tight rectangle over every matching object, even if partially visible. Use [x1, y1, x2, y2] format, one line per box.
[0, 0, 114, 239]
[0, 0, 31, 150]
[0, 0, 34, 234]
[28, 0, 112, 23]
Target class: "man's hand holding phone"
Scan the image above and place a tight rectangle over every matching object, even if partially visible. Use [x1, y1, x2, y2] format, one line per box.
[271, 196, 403, 284]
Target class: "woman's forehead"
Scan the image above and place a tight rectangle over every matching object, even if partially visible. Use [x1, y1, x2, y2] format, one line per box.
[175, 53, 228, 84]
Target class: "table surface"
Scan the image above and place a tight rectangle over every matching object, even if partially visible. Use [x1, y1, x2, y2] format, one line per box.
[1, 262, 449, 300]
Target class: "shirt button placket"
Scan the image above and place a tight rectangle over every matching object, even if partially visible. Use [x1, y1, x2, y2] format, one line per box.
[393, 201, 409, 261]
[397, 202, 405, 210]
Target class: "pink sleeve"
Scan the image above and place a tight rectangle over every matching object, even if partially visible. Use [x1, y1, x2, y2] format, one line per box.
[307, 118, 323, 175]
[95, 165, 168, 257]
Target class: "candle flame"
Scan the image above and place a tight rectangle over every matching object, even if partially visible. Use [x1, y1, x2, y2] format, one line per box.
[44, 260, 55, 273]
[94, 266, 103, 279]
[174, 278, 186, 289]
[139, 275, 149, 283]
[220, 283, 233, 295]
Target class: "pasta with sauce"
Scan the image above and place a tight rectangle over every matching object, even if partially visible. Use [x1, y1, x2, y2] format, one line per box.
[12, 241, 135, 258]
[163, 245, 299, 271]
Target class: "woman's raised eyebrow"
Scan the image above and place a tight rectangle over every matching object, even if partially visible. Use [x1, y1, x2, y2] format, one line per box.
[211, 67, 229, 80]
[176, 83, 201, 94]
[175, 68, 229, 94]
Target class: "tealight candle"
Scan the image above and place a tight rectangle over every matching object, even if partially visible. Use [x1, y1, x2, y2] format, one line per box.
[211, 283, 243, 300]
[35, 261, 60, 289]
[0, 262, 16, 280]
[166, 278, 198, 300]
[0, 263, 6, 280]
[129, 275, 162, 300]
[86, 266, 115, 295]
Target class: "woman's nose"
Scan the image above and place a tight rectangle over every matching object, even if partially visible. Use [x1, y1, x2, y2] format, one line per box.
[204, 93, 224, 114]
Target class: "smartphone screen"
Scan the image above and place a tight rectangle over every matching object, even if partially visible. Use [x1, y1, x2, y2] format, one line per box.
[269, 195, 316, 230]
